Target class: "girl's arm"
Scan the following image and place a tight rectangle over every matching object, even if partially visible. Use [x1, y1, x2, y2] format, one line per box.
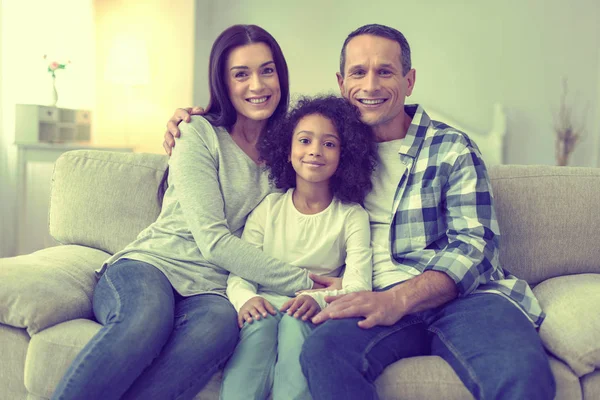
[226, 273, 260, 312]
[305, 206, 372, 309]
[170, 118, 312, 295]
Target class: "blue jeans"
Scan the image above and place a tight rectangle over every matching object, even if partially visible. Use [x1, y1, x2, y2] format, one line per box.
[51, 259, 239, 400]
[221, 311, 315, 400]
[300, 293, 555, 400]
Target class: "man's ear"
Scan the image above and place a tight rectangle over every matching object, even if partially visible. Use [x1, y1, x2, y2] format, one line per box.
[336, 72, 345, 96]
[405, 69, 416, 97]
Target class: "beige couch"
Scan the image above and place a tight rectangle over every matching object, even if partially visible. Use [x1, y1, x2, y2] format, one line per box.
[1, 150, 599, 400]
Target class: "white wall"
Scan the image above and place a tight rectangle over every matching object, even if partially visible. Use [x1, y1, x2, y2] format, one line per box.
[596, 46, 600, 167]
[95, 0, 195, 154]
[194, 0, 600, 167]
[1, 0, 95, 256]
[0, 1, 7, 257]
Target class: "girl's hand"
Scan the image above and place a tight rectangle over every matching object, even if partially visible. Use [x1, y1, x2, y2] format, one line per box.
[238, 296, 277, 328]
[280, 295, 321, 321]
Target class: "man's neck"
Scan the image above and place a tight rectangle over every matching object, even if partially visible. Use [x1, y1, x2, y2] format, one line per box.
[373, 111, 413, 143]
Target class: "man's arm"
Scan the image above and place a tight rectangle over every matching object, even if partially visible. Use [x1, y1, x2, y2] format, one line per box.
[313, 141, 496, 328]
[163, 107, 205, 155]
[312, 270, 457, 328]
[420, 145, 500, 296]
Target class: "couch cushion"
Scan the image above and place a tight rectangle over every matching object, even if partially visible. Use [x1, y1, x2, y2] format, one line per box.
[375, 356, 473, 399]
[489, 165, 600, 284]
[50, 150, 167, 255]
[371, 354, 581, 400]
[0, 325, 29, 400]
[26, 318, 222, 400]
[582, 370, 600, 400]
[22, 322, 583, 400]
[0, 245, 109, 335]
[533, 273, 600, 377]
[547, 355, 583, 400]
[25, 319, 101, 398]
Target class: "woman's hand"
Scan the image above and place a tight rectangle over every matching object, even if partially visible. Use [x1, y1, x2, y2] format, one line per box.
[163, 106, 206, 155]
[238, 296, 277, 328]
[280, 295, 321, 321]
[296, 273, 343, 295]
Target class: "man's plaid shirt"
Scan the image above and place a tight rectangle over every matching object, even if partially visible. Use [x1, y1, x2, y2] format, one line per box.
[388, 105, 544, 327]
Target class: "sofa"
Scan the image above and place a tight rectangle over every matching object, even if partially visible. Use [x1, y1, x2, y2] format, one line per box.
[1, 149, 599, 400]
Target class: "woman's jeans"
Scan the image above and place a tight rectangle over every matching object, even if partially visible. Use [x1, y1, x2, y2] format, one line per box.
[221, 311, 315, 400]
[51, 259, 239, 400]
[300, 293, 556, 400]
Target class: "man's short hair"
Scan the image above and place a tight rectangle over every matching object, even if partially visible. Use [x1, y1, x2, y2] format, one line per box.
[339, 24, 412, 76]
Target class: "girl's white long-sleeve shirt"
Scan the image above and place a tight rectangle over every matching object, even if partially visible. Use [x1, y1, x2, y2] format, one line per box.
[227, 189, 372, 311]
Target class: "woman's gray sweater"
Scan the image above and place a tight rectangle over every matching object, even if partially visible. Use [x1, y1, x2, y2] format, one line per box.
[103, 116, 312, 297]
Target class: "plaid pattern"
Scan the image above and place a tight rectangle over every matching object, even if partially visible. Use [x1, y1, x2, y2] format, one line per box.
[389, 105, 544, 327]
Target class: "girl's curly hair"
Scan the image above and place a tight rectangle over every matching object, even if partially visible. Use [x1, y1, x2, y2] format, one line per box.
[259, 95, 377, 205]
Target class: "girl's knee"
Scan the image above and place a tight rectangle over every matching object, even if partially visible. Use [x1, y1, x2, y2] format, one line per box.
[279, 315, 314, 345]
[240, 314, 279, 339]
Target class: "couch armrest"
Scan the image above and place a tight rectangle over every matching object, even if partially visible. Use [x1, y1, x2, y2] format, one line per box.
[533, 273, 600, 377]
[0, 245, 109, 335]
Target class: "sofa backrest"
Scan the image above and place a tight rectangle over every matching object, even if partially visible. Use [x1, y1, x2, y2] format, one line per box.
[489, 165, 600, 285]
[50, 150, 600, 285]
[50, 150, 168, 255]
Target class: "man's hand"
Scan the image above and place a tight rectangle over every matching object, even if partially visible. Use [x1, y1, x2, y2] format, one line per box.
[296, 273, 343, 294]
[163, 106, 205, 155]
[311, 290, 406, 329]
[237, 296, 277, 328]
[280, 295, 321, 321]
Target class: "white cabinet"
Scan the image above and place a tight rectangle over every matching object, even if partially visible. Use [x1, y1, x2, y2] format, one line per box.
[15, 104, 92, 144]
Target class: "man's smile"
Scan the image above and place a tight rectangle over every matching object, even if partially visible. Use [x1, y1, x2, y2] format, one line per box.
[357, 98, 388, 106]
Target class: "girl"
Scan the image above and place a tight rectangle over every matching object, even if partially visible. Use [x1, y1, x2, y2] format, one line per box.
[220, 95, 378, 400]
[51, 25, 317, 400]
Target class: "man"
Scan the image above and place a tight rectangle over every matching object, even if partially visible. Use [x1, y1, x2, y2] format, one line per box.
[164, 24, 554, 400]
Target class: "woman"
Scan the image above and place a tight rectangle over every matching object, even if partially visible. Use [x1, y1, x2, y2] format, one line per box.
[51, 24, 314, 400]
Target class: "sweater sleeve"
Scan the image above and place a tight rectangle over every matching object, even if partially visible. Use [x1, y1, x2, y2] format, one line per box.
[305, 206, 373, 309]
[169, 118, 312, 296]
[226, 200, 268, 312]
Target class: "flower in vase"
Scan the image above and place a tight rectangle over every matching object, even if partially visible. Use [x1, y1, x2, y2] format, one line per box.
[44, 55, 70, 78]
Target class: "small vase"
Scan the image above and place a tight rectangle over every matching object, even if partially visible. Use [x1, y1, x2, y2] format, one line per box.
[50, 75, 58, 107]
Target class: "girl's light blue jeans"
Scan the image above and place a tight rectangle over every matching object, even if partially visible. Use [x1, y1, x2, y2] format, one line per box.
[220, 310, 315, 400]
[51, 258, 239, 400]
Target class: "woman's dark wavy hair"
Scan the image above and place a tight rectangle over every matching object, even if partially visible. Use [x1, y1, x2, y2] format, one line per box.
[158, 24, 290, 201]
[260, 95, 377, 205]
